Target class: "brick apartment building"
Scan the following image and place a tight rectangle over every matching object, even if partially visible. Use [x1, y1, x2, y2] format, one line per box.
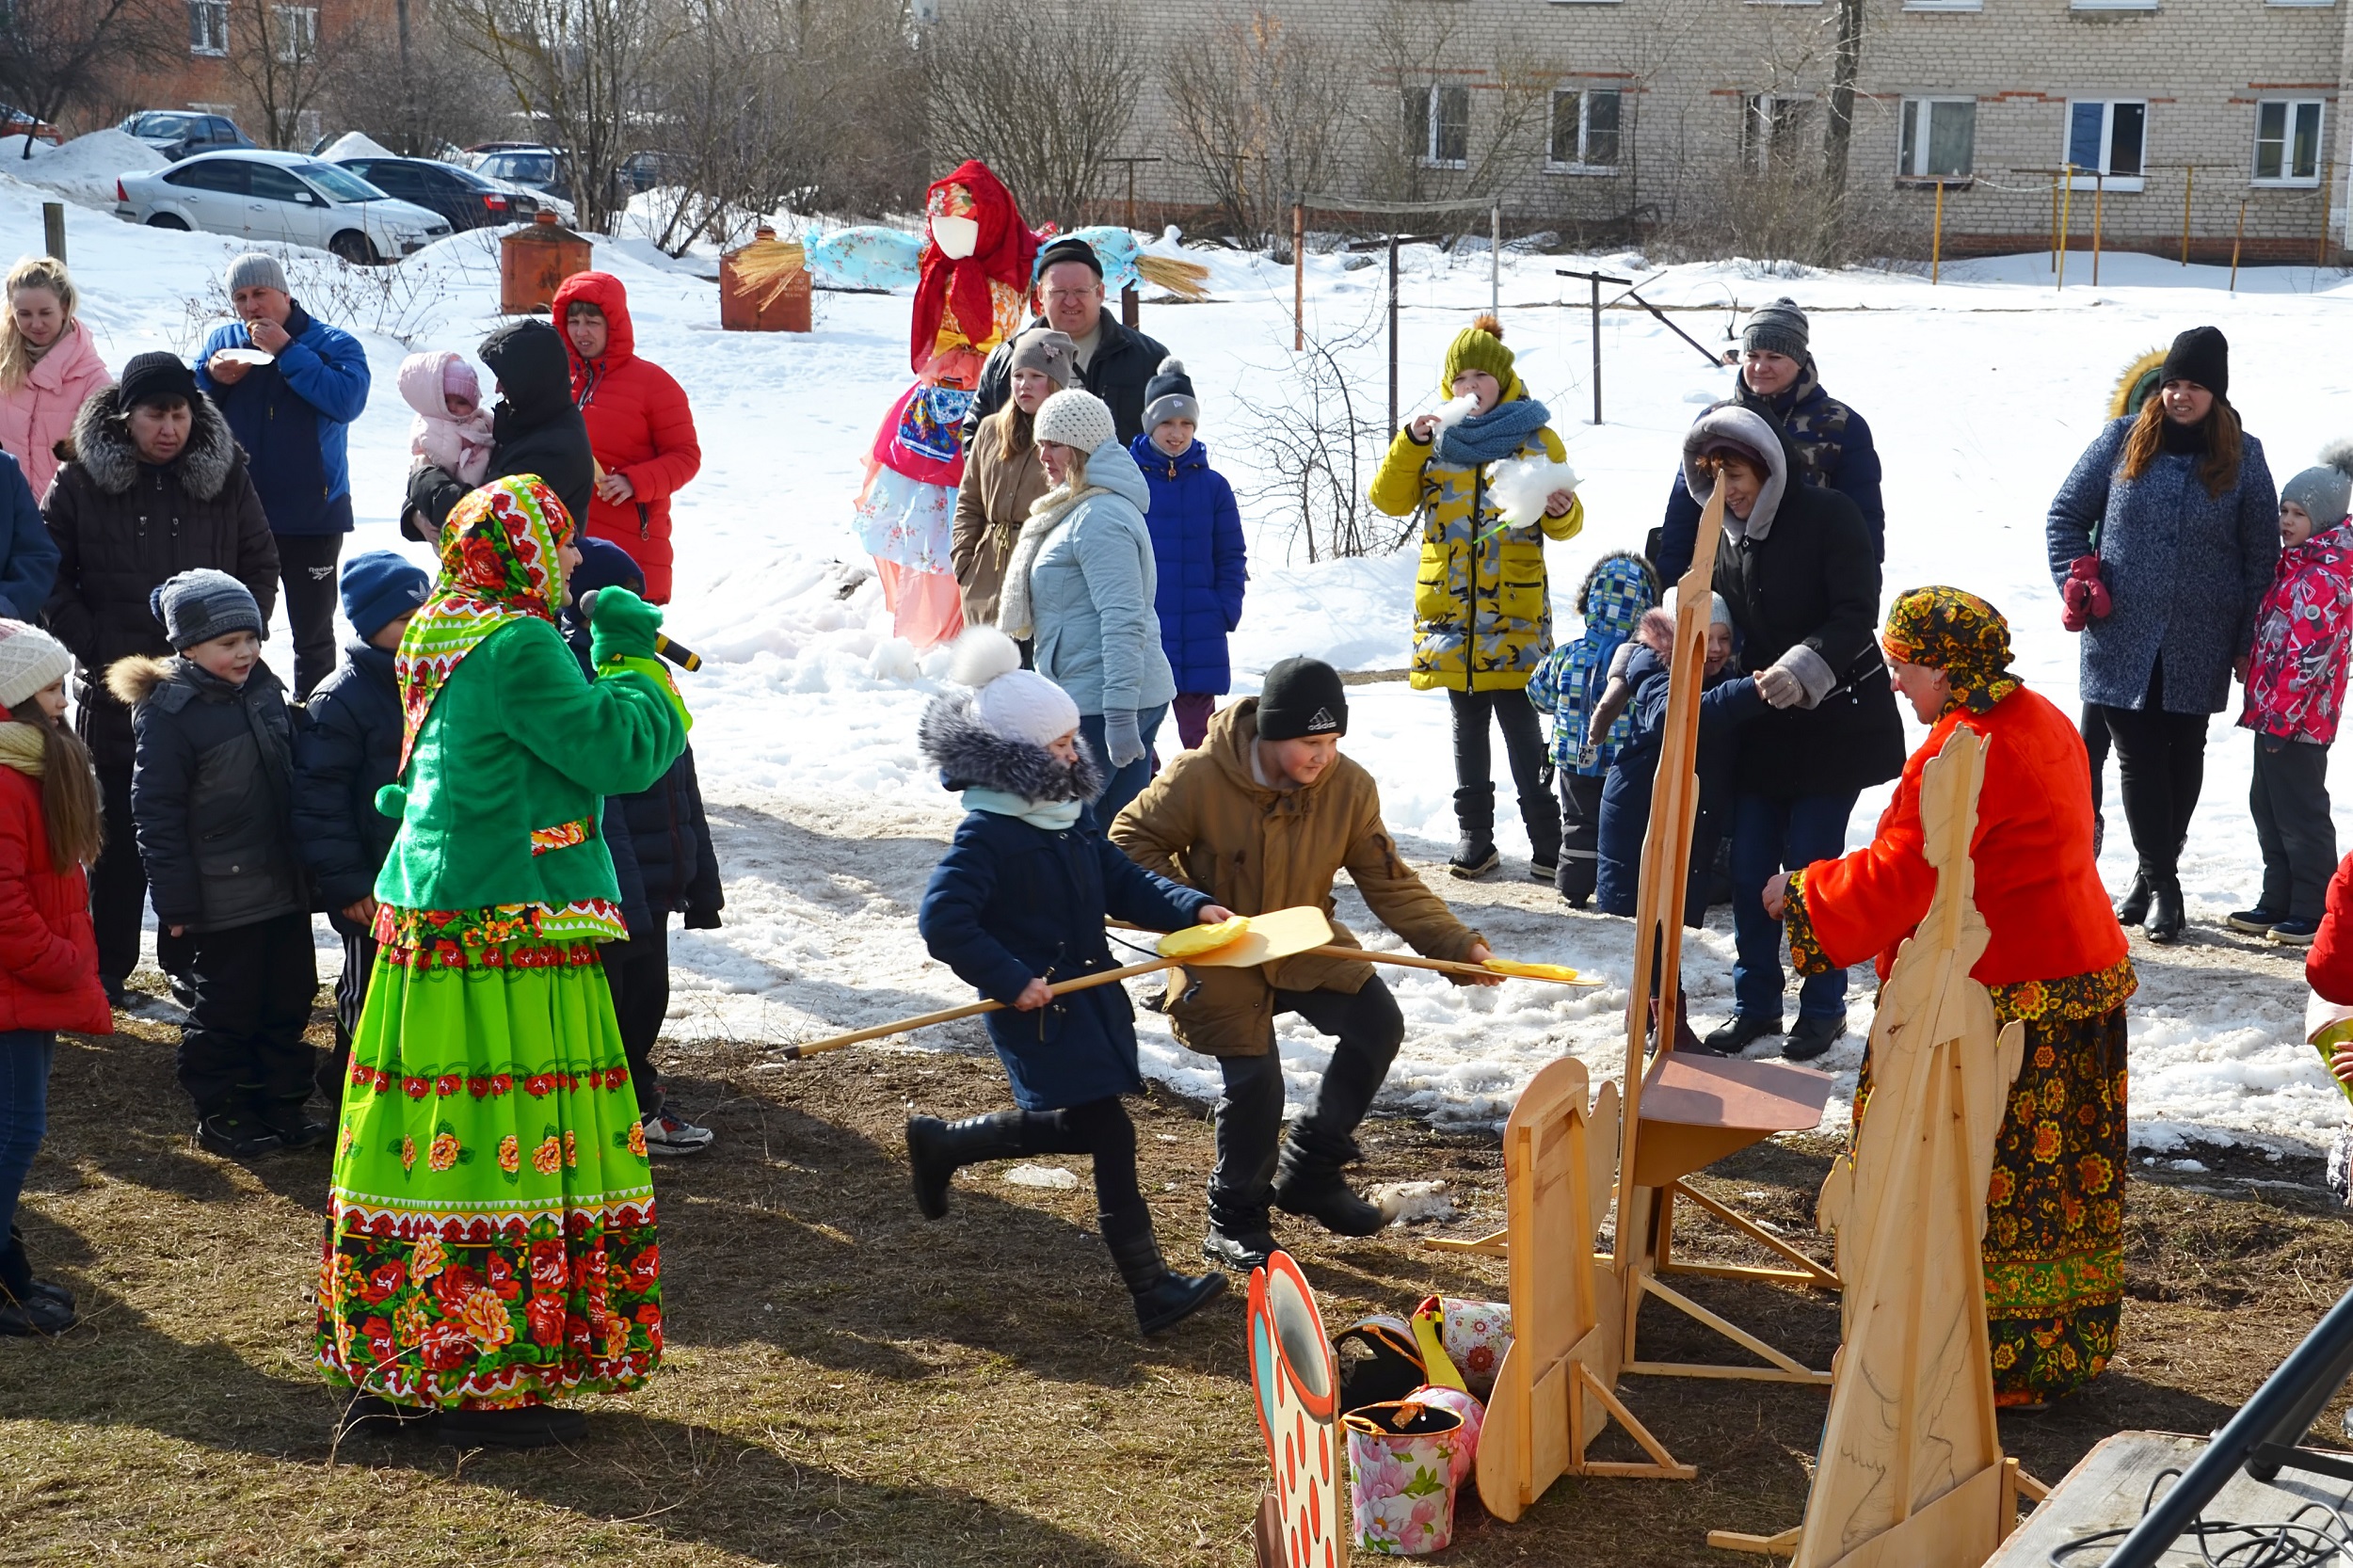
[99, 0, 396, 151]
[1102, 0, 2353, 262]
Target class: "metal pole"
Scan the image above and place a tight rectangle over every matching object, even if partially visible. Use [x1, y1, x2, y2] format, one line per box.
[1125, 162, 1137, 232]
[1931, 180, 1944, 284]
[2049, 170, 2060, 273]
[1292, 200, 1305, 352]
[2057, 167, 2073, 291]
[1490, 202, 1501, 316]
[2320, 155, 2336, 267]
[2182, 166, 2193, 265]
[1591, 274, 1603, 425]
[2092, 170, 2104, 287]
[1387, 231, 1400, 436]
[40, 201, 62, 265]
[2231, 196, 2249, 290]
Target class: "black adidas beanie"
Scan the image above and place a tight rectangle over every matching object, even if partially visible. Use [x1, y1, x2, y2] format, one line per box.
[1257, 656, 1347, 741]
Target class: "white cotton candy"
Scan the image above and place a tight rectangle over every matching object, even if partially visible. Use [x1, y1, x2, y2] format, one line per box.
[1486, 456, 1580, 528]
[1432, 392, 1481, 429]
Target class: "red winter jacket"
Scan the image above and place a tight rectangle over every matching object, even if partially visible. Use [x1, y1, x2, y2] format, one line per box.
[2308, 852, 2353, 1003]
[0, 763, 109, 1035]
[550, 271, 701, 602]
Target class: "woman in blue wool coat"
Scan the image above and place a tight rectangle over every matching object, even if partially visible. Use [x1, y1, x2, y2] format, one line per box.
[1128, 358, 1246, 754]
[911, 626, 1235, 1336]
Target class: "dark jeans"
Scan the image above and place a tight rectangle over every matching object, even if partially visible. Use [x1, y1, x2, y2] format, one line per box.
[2098, 665, 2208, 885]
[178, 911, 319, 1115]
[1446, 687, 1558, 860]
[1078, 703, 1167, 827]
[0, 1031, 54, 1248]
[1013, 1095, 1139, 1216]
[319, 915, 377, 1104]
[1209, 977, 1405, 1217]
[606, 920, 670, 1118]
[276, 532, 344, 699]
[1555, 771, 1603, 903]
[1170, 693, 1216, 752]
[1731, 789, 1860, 1024]
[2250, 738, 2335, 920]
[92, 760, 194, 990]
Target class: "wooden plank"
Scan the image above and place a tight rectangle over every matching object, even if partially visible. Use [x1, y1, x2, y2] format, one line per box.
[1985, 1432, 2353, 1566]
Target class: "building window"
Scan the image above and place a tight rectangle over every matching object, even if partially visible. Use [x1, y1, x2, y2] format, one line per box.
[1740, 93, 1812, 171]
[2065, 100, 2145, 189]
[1548, 88, 1622, 171]
[2253, 99, 2323, 184]
[1898, 97, 1976, 179]
[1405, 84, 1470, 169]
[274, 5, 318, 62]
[188, 0, 227, 56]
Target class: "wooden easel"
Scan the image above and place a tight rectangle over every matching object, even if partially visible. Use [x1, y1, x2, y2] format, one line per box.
[1710, 728, 2042, 1565]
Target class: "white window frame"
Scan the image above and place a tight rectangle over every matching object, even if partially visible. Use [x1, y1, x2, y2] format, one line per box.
[187, 0, 227, 56]
[1897, 96, 1977, 181]
[1902, 0, 1982, 11]
[274, 4, 318, 63]
[2071, 0, 2156, 13]
[1409, 84, 1471, 170]
[1740, 93, 1814, 171]
[2063, 99, 2147, 192]
[2251, 98, 2325, 186]
[1546, 86, 1623, 173]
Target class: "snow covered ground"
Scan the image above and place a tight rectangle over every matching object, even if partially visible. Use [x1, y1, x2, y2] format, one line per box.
[24, 135, 2353, 1155]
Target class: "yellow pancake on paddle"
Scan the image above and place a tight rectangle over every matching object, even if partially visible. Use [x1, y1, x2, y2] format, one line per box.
[1482, 958, 1588, 984]
[1160, 917, 1251, 959]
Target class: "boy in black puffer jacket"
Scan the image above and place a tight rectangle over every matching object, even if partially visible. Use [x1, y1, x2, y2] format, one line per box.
[561, 537, 723, 1154]
[111, 569, 316, 1160]
[293, 551, 429, 1101]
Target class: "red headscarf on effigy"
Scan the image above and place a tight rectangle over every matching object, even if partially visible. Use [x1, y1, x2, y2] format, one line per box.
[908, 159, 1040, 373]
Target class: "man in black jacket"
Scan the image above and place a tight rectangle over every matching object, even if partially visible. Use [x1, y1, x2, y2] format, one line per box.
[406, 319, 593, 539]
[959, 236, 1171, 447]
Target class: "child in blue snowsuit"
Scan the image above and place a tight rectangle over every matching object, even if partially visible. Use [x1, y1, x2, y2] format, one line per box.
[912, 626, 1232, 1336]
[1528, 552, 1657, 905]
[1128, 356, 1246, 753]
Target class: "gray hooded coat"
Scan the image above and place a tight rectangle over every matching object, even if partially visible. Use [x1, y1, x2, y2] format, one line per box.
[1021, 436, 1176, 718]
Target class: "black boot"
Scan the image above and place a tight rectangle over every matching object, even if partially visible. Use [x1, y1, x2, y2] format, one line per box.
[258, 1097, 332, 1150]
[1450, 784, 1497, 879]
[1272, 1131, 1387, 1238]
[436, 1404, 585, 1448]
[3, 1227, 70, 1309]
[1203, 1200, 1279, 1272]
[1102, 1199, 1227, 1335]
[2146, 876, 2185, 943]
[2116, 871, 2153, 925]
[904, 1110, 1024, 1220]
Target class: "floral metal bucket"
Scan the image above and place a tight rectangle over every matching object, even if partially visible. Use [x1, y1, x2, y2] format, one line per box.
[1345, 1397, 1466, 1556]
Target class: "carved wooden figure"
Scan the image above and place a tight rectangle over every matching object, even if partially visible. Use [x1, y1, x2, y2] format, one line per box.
[1249, 1251, 1348, 1568]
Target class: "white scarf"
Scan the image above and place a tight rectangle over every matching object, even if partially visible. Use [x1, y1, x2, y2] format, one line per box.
[995, 479, 1106, 641]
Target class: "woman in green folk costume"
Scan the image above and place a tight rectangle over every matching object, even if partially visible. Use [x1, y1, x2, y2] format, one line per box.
[316, 473, 687, 1448]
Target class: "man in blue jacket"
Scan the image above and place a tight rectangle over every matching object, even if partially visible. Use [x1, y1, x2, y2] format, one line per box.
[195, 252, 371, 698]
[1648, 298, 1882, 581]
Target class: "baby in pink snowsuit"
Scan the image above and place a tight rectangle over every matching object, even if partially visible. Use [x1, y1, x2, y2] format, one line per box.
[396, 350, 494, 485]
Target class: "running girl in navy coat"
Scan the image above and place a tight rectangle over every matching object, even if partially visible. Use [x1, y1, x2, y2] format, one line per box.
[1128, 358, 1246, 753]
[913, 625, 1234, 1334]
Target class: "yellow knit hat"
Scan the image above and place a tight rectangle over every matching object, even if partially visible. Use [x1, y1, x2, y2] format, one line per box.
[1440, 312, 1523, 401]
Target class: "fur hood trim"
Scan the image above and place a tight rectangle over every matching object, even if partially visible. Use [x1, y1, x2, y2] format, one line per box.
[919, 695, 1104, 804]
[104, 655, 177, 710]
[60, 384, 238, 501]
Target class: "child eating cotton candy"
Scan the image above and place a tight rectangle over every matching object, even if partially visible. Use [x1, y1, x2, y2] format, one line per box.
[395, 350, 493, 486]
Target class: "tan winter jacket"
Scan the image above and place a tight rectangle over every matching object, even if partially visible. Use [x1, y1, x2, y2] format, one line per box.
[1110, 699, 1483, 1057]
[952, 408, 1054, 627]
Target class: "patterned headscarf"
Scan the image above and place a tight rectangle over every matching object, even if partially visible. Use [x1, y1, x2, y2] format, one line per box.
[395, 474, 575, 774]
[1881, 586, 2020, 715]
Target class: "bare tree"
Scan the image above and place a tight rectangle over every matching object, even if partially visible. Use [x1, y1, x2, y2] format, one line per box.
[0, 0, 181, 160]
[225, 0, 356, 149]
[1234, 309, 1397, 563]
[1160, 8, 1352, 247]
[1355, 0, 1560, 230]
[325, 7, 515, 155]
[924, 0, 1140, 228]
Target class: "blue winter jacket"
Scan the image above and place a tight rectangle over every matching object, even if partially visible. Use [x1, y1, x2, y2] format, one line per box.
[1527, 552, 1657, 774]
[292, 637, 402, 913]
[1654, 369, 1883, 580]
[1595, 647, 1766, 918]
[1128, 433, 1247, 695]
[0, 452, 56, 621]
[194, 300, 371, 536]
[919, 809, 1211, 1112]
[2046, 416, 2279, 715]
[1028, 436, 1177, 717]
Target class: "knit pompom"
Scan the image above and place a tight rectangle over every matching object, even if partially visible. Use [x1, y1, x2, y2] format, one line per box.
[1158, 355, 1185, 376]
[2321, 438, 2353, 479]
[948, 624, 1023, 688]
[1470, 312, 1504, 342]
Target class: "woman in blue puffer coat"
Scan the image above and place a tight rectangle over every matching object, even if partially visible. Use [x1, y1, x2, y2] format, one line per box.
[1128, 358, 1246, 754]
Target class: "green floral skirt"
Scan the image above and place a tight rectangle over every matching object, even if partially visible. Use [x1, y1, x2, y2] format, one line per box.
[314, 903, 659, 1410]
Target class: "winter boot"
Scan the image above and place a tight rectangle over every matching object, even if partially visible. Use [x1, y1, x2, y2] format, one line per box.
[1272, 1131, 1388, 1238]
[258, 1097, 332, 1151]
[1449, 784, 1497, 879]
[905, 1110, 1025, 1220]
[2116, 871, 2153, 926]
[4, 1226, 70, 1309]
[2145, 875, 2185, 944]
[0, 1238, 72, 1336]
[1203, 1199, 1280, 1272]
[1520, 789, 1562, 884]
[196, 1106, 283, 1160]
[1103, 1199, 1227, 1335]
[436, 1403, 586, 1448]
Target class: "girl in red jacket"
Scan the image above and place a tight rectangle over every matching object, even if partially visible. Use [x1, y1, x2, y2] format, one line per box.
[551, 271, 701, 602]
[0, 619, 109, 1336]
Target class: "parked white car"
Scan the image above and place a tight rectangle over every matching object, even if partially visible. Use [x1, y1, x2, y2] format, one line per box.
[114, 150, 451, 264]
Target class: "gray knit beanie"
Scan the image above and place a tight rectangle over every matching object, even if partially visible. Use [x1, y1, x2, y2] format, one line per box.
[150, 568, 263, 650]
[1008, 328, 1080, 389]
[1743, 296, 1809, 360]
[226, 251, 288, 296]
[2281, 440, 2353, 530]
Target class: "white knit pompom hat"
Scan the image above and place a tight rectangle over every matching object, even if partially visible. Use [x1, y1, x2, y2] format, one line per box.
[0, 620, 72, 710]
[949, 626, 1080, 747]
[1032, 387, 1116, 454]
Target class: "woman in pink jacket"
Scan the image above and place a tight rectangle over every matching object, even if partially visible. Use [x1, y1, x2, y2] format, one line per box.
[0, 260, 109, 502]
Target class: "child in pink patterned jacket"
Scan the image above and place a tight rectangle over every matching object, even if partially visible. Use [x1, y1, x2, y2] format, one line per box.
[2234, 442, 2353, 945]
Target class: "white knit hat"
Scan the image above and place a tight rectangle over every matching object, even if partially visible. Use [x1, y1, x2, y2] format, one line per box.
[1032, 387, 1116, 454]
[949, 626, 1080, 747]
[0, 620, 72, 710]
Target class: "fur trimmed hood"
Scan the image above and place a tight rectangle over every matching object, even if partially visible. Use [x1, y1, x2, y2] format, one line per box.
[919, 695, 1104, 804]
[56, 384, 239, 501]
[103, 654, 176, 710]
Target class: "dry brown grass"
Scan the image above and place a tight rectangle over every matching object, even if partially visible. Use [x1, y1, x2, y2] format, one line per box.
[2, 988, 2349, 1566]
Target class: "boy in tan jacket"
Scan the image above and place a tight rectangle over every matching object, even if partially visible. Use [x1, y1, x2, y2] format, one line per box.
[1111, 656, 1497, 1270]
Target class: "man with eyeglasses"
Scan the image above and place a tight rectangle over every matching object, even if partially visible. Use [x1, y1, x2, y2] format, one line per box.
[960, 236, 1171, 448]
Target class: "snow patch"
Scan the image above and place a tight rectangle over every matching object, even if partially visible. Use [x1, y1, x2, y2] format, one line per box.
[1001, 1163, 1082, 1191]
[1372, 1181, 1458, 1225]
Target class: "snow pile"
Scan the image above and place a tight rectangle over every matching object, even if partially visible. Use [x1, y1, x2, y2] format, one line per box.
[319, 131, 397, 162]
[2, 130, 165, 208]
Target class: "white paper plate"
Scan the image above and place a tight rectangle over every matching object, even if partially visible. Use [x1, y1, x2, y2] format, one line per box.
[214, 346, 274, 366]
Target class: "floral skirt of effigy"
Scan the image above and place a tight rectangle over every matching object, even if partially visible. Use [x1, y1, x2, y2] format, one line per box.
[315, 902, 659, 1410]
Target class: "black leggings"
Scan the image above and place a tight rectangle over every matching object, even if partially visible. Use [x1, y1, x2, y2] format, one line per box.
[2097, 664, 2208, 883]
[1016, 1096, 1139, 1215]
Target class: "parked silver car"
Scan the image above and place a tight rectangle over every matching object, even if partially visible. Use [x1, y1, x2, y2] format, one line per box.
[114, 150, 451, 263]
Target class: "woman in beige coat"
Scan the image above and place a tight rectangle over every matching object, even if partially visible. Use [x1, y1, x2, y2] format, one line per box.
[952, 328, 1077, 626]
